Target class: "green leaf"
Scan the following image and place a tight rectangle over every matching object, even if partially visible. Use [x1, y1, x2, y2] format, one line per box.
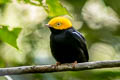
[0, 25, 22, 49]
[46, 0, 70, 17]
[104, 0, 120, 16]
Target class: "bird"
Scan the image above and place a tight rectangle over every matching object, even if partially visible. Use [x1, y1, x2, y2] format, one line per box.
[46, 16, 89, 65]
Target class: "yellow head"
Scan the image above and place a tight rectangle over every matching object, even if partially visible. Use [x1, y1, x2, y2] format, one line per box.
[46, 17, 72, 30]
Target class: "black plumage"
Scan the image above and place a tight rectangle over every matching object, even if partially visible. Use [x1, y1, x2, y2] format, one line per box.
[49, 27, 89, 63]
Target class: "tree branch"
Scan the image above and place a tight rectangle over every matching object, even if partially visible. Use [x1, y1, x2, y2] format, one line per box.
[1, 60, 120, 76]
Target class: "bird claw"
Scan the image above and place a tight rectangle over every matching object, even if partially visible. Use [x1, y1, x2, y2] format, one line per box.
[51, 62, 61, 69]
[72, 61, 78, 68]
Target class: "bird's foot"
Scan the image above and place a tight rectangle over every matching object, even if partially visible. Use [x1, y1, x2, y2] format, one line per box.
[72, 61, 78, 68]
[51, 62, 61, 69]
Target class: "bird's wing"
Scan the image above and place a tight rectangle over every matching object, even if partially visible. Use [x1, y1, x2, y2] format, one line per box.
[67, 30, 89, 61]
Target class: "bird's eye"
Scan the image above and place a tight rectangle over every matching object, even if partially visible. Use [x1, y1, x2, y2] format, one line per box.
[56, 22, 61, 26]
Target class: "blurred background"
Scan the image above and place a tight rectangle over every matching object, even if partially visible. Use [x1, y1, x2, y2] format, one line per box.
[0, 0, 120, 80]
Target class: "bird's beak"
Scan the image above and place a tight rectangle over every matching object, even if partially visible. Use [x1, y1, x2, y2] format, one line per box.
[45, 24, 51, 27]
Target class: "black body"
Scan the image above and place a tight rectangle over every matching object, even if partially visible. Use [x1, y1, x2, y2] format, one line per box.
[49, 27, 89, 63]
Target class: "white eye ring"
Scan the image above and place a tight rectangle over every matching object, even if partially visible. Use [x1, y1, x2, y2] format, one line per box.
[56, 22, 61, 26]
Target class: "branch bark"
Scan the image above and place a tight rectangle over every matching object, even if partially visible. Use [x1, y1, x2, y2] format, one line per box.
[1, 60, 120, 76]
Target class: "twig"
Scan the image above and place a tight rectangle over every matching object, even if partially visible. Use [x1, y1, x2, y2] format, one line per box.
[0, 60, 120, 76]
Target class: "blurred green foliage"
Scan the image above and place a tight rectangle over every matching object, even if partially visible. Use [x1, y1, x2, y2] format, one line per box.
[0, 0, 120, 80]
[46, 0, 69, 17]
[0, 0, 11, 4]
[104, 0, 120, 16]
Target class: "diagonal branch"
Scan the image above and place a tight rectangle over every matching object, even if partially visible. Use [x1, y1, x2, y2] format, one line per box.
[1, 60, 120, 76]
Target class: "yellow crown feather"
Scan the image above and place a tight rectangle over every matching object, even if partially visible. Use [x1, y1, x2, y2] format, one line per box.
[48, 17, 72, 30]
